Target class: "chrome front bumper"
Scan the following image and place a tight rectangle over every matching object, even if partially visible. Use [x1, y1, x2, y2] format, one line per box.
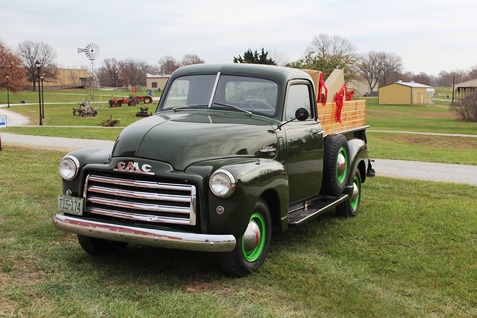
[53, 213, 236, 252]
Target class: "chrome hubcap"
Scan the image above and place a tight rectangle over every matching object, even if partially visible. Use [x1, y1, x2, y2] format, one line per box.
[337, 153, 346, 177]
[351, 182, 359, 201]
[243, 220, 261, 252]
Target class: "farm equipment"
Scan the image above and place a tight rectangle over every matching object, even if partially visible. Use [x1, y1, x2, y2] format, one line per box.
[108, 95, 153, 107]
[135, 107, 152, 117]
[73, 101, 97, 117]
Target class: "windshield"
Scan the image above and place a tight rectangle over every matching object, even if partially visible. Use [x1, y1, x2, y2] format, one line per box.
[161, 73, 279, 117]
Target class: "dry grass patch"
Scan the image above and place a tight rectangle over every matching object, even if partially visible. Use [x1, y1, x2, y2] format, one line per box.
[392, 134, 477, 150]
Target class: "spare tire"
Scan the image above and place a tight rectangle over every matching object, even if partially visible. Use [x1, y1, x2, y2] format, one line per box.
[322, 134, 350, 196]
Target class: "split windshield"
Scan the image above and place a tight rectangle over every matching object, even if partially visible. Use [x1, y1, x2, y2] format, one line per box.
[161, 73, 279, 117]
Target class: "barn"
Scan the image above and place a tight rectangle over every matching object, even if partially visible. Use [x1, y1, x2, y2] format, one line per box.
[378, 81, 434, 105]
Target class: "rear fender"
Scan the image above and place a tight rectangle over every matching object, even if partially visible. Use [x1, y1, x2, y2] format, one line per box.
[347, 138, 369, 183]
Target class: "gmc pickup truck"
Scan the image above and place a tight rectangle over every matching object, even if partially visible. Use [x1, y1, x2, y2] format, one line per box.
[54, 63, 374, 277]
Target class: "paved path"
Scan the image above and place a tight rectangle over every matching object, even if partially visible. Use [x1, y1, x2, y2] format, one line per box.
[0, 106, 31, 126]
[371, 159, 477, 186]
[368, 129, 477, 138]
[0, 132, 115, 150]
[1, 106, 476, 186]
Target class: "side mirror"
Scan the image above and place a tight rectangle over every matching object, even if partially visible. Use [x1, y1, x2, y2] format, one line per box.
[275, 107, 310, 130]
[295, 108, 309, 121]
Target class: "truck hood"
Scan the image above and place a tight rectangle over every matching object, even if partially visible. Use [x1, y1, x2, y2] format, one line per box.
[112, 112, 279, 171]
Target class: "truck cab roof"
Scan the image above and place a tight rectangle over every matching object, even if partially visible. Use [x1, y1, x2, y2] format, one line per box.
[169, 63, 314, 87]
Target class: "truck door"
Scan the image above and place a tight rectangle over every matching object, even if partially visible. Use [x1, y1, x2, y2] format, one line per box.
[283, 81, 324, 204]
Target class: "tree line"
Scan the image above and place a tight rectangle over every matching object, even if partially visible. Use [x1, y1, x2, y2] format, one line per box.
[1, 37, 476, 95]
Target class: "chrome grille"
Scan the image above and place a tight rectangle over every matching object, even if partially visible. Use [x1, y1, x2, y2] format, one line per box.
[84, 174, 197, 226]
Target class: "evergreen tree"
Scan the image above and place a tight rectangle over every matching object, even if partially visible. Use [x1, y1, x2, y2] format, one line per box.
[233, 48, 276, 65]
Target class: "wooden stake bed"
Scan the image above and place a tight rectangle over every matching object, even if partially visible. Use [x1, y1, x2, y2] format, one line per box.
[317, 100, 366, 135]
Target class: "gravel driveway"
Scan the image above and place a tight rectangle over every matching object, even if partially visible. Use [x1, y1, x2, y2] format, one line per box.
[1, 106, 476, 186]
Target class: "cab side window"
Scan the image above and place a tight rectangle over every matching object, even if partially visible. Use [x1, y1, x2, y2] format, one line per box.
[285, 83, 314, 121]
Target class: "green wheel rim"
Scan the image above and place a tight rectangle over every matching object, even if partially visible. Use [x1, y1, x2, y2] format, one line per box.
[350, 175, 361, 210]
[242, 213, 266, 262]
[336, 146, 348, 184]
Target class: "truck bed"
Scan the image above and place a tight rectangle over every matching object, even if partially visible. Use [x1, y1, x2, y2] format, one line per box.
[317, 100, 366, 135]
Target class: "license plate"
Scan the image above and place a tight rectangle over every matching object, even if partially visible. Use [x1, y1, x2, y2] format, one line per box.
[58, 195, 84, 216]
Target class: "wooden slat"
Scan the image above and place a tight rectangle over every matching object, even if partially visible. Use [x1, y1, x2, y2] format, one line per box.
[317, 100, 366, 135]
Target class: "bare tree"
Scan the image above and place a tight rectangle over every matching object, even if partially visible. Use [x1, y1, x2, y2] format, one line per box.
[410, 72, 432, 86]
[303, 34, 359, 81]
[269, 49, 289, 66]
[158, 56, 180, 75]
[436, 71, 453, 87]
[181, 54, 205, 66]
[377, 52, 402, 86]
[17, 40, 58, 91]
[357, 51, 403, 93]
[357, 51, 382, 95]
[465, 65, 477, 81]
[97, 58, 122, 87]
[436, 70, 469, 87]
[399, 71, 414, 82]
[120, 59, 151, 87]
[0, 40, 27, 92]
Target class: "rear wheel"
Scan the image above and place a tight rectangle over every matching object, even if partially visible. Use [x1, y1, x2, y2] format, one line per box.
[218, 199, 271, 277]
[77, 235, 128, 256]
[143, 96, 153, 104]
[336, 169, 362, 217]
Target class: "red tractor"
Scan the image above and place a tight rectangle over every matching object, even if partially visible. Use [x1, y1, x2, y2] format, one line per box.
[108, 95, 153, 107]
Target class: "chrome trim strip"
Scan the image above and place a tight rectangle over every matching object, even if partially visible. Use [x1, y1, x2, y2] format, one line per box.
[88, 185, 191, 203]
[87, 196, 190, 214]
[53, 213, 236, 252]
[88, 207, 191, 225]
[88, 175, 193, 191]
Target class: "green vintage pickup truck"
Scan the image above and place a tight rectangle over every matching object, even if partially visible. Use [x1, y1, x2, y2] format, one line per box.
[54, 63, 374, 276]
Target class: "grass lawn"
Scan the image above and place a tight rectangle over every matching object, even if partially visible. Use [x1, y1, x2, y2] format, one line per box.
[364, 97, 477, 165]
[1, 89, 157, 140]
[365, 97, 477, 135]
[0, 146, 476, 317]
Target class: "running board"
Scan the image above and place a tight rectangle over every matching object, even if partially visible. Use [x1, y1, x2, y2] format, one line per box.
[288, 194, 349, 226]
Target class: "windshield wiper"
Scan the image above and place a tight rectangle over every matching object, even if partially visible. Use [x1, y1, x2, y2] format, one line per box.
[213, 102, 252, 115]
[172, 104, 208, 112]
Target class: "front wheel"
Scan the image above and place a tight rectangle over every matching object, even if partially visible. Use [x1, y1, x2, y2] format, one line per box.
[218, 199, 272, 277]
[336, 169, 362, 217]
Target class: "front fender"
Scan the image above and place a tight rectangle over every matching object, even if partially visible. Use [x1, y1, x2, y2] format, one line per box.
[187, 158, 288, 238]
[60, 147, 113, 195]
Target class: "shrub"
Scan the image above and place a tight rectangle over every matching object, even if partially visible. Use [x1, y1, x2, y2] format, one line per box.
[451, 91, 477, 122]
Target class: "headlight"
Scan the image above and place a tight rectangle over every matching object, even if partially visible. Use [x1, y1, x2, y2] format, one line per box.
[59, 155, 80, 181]
[209, 169, 236, 198]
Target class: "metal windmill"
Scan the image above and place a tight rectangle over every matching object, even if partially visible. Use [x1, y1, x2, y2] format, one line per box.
[78, 43, 100, 102]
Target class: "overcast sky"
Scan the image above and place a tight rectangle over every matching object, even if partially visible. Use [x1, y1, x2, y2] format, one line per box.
[1, 0, 476, 75]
